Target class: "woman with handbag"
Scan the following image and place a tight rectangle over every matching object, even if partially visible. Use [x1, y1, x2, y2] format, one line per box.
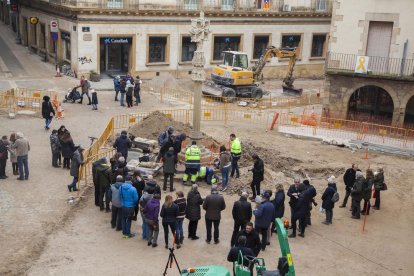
[373, 168, 385, 210]
[41, 96, 55, 130]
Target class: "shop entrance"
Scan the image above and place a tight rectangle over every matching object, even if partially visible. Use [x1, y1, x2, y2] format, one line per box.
[100, 36, 132, 75]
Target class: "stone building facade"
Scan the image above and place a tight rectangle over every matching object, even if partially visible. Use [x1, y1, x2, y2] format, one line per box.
[2, 0, 333, 79]
[325, 0, 414, 127]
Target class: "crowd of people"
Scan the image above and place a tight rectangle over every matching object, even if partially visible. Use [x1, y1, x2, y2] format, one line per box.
[0, 132, 30, 180]
[113, 73, 142, 108]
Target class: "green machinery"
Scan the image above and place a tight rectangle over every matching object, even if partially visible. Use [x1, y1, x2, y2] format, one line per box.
[233, 218, 295, 276]
[180, 218, 295, 276]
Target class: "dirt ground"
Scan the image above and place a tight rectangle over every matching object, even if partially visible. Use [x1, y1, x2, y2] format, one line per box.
[1, 77, 414, 276]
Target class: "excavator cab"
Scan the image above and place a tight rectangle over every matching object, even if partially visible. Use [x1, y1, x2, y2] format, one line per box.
[222, 51, 249, 69]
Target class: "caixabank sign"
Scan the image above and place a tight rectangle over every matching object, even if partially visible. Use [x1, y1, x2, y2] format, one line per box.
[100, 37, 132, 44]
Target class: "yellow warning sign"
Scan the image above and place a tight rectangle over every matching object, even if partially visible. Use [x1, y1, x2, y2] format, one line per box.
[287, 253, 293, 265]
[166, 114, 172, 118]
[243, 114, 252, 119]
[204, 112, 211, 117]
[129, 117, 136, 124]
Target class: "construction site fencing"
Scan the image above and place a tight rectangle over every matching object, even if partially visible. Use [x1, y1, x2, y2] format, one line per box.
[0, 88, 60, 115]
[142, 83, 327, 110]
[77, 108, 414, 193]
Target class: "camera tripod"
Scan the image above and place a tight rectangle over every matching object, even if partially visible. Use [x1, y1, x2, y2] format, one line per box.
[163, 247, 181, 276]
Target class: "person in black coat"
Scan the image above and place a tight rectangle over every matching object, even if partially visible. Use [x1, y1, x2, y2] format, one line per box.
[249, 153, 264, 200]
[235, 222, 261, 256]
[162, 147, 176, 192]
[322, 176, 337, 225]
[113, 130, 132, 160]
[227, 235, 255, 274]
[186, 184, 203, 240]
[41, 96, 55, 130]
[173, 133, 187, 163]
[303, 179, 317, 226]
[287, 178, 300, 229]
[340, 164, 358, 208]
[160, 195, 179, 249]
[231, 192, 252, 246]
[270, 184, 285, 233]
[289, 184, 316, 238]
[58, 127, 75, 169]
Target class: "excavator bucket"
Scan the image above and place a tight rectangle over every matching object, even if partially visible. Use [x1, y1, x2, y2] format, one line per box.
[282, 85, 303, 96]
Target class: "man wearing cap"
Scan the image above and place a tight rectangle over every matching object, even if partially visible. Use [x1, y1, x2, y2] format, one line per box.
[144, 175, 161, 195]
[249, 153, 264, 201]
[183, 141, 201, 185]
[113, 130, 132, 160]
[231, 191, 252, 246]
[203, 185, 226, 244]
[12, 132, 30, 181]
[108, 175, 124, 231]
[253, 192, 275, 251]
[68, 145, 84, 191]
[230, 134, 241, 178]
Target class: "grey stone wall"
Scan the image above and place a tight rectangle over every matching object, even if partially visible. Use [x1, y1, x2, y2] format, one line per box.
[326, 74, 414, 126]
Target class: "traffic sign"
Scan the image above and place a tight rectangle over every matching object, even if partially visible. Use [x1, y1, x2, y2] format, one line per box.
[50, 20, 59, 33]
[51, 32, 58, 41]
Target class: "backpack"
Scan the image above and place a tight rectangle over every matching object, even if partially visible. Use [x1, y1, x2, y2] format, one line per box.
[86, 80, 91, 89]
[331, 191, 339, 203]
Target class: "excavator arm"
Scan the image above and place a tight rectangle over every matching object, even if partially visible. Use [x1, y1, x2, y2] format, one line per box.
[252, 46, 302, 95]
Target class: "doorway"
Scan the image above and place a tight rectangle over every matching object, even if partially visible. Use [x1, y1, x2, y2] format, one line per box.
[99, 36, 132, 75]
[347, 85, 394, 125]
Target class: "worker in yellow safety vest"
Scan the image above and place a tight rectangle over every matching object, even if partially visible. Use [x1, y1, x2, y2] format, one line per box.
[183, 141, 201, 185]
[230, 133, 241, 178]
[198, 166, 218, 185]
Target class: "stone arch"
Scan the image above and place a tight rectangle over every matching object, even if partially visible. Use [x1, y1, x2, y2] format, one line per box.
[346, 85, 395, 124]
[404, 95, 414, 128]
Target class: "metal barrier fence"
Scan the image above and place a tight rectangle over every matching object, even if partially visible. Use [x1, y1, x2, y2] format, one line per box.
[0, 88, 60, 115]
[142, 83, 327, 110]
[77, 108, 414, 192]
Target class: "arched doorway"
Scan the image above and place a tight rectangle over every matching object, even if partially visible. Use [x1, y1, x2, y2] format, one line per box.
[347, 85, 394, 124]
[404, 96, 414, 129]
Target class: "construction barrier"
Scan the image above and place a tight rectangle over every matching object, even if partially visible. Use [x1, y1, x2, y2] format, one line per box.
[72, 110, 414, 192]
[142, 83, 327, 110]
[0, 88, 61, 116]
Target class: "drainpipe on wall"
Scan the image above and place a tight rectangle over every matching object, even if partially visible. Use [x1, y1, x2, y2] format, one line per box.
[400, 39, 408, 77]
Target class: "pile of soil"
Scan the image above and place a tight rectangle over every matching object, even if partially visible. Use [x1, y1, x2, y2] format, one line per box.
[224, 141, 344, 195]
[127, 111, 220, 149]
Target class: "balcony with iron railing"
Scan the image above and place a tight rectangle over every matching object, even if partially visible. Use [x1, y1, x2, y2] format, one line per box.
[36, 0, 332, 13]
[325, 52, 414, 81]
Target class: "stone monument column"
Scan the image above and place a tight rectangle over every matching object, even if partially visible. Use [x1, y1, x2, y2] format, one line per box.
[189, 11, 210, 140]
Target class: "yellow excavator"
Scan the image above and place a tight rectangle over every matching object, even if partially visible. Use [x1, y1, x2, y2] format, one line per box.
[202, 46, 302, 101]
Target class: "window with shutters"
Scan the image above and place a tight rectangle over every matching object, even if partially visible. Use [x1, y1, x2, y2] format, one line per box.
[148, 36, 169, 64]
[107, 0, 123, 9]
[183, 0, 198, 10]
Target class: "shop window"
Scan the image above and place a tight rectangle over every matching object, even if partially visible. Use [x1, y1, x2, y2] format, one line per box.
[181, 36, 196, 62]
[311, 34, 327, 57]
[39, 24, 46, 49]
[213, 35, 241, 61]
[61, 32, 71, 61]
[253, 35, 270, 59]
[281, 34, 301, 49]
[148, 36, 168, 63]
